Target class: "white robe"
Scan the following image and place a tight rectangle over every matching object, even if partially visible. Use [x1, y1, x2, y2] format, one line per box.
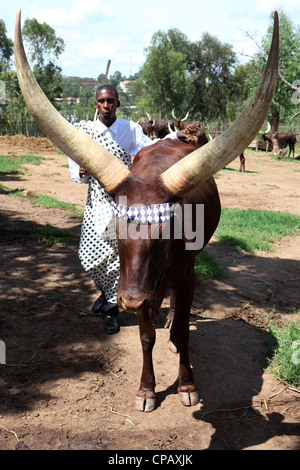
[70, 120, 133, 304]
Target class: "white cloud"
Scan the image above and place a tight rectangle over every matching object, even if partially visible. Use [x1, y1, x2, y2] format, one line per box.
[28, 0, 114, 27]
[84, 40, 112, 59]
[142, 32, 153, 44]
[253, 0, 300, 13]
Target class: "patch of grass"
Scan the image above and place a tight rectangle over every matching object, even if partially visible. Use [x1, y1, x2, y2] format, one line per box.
[266, 318, 300, 387]
[195, 250, 225, 279]
[33, 224, 77, 245]
[0, 154, 44, 174]
[41, 172, 61, 177]
[31, 194, 84, 218]
[271, 155, 300, 163]
[5, 186, 83, 218]
[5, 187, 24, 197]
[216, 208, 300, 253]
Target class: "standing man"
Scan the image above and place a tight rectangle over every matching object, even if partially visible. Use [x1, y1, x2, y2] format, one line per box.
[69, 85, 179, 334]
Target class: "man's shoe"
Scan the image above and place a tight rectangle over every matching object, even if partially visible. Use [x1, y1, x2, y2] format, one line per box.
[103, 314, 120, 334]
[92, 293, 106, 313]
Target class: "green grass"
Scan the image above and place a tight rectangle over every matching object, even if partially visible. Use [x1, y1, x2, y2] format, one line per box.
[3, 185, 84, 218]
[266, 318, 300, 387]
[271, 155, 300, 163]
[195, 250, 225, 279]
[29, 193, 83, 217]
[0, 154, 44, 174]
[33, 224, 77, 245]
[216, 208, 300, 253]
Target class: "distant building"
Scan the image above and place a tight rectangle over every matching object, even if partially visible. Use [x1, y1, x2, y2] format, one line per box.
[119, 80, 145, 92]
[79, 78, 98, 87]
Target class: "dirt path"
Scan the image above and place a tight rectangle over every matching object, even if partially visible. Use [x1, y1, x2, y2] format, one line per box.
[0, 137, 299, 451]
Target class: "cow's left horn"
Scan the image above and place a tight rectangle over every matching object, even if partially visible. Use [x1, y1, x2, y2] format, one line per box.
[161, 12, 279, 197]
[14, 9, 130, 194]
[181, 110, 190, 121]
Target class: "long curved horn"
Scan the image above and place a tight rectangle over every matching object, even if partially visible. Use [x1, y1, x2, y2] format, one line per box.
[181, 110, 190, 121]
[172, 109, 178, 120]
[161, 12, 279, 197]
[259, 121, 272, 134]
[14, 10, 130, 194]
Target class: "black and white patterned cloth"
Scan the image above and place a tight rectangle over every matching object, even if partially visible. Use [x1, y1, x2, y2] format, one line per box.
[112, 201, 181, 224]
[73, 120, 132, 304]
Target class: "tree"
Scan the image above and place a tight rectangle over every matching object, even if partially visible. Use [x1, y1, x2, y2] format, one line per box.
[0, 19, 13, 72]
[34, 62, 64, 105]
[263, 11, 300, 127]
[22, 18, 65, 68]
[140, 30, 189, 118]
[226, 64, 252, 122]
[21, 18, 65, 109]
[187, 33, 237, 123]
[140, 28, 238, 124]
[246, 10, 300, 153]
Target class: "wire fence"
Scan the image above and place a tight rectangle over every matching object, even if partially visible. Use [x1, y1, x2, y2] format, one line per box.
[0, 120, 45, 137]
[0, 119, 299, 139]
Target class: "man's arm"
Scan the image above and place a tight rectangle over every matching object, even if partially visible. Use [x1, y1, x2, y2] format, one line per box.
[68, 157, 89, 183]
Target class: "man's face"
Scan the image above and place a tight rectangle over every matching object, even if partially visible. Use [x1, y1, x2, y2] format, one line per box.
[95, 88, 120, 126]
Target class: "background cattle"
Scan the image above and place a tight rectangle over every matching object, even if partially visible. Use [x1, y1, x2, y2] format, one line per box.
[172, 109, 201, 131]
[262, 131, 297, 157]
[137, 119, 154, 139]
[139, 114, 175, 139]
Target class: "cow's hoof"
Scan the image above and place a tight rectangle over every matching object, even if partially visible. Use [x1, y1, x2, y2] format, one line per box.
[135, 396, 156, 412]
[179, 390, 199, 407]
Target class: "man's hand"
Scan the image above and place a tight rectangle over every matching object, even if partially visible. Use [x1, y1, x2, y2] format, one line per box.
[79, 167, 88, 178]
[176, 131, 188, 142]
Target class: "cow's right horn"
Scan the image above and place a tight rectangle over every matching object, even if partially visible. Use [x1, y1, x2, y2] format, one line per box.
[161, 12, 279, 197]
[14, 9, 130, 194]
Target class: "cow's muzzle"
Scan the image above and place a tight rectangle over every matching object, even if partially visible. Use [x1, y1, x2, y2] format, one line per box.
[118, 293, 151, 313]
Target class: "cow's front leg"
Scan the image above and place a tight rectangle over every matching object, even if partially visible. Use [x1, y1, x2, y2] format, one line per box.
[170, 281, 199, 407]
[135, 309, 156, 412]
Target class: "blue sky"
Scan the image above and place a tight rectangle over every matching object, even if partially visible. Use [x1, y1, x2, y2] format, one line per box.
[4, 0, 300, 78]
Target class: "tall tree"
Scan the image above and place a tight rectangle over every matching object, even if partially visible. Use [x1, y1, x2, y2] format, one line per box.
[140, 30, 189, 119]
[246, 10, 300, 152]
[21, 18, 65, 107]
[0, 19, 13, 72]
[187, 33, 237, 123]
[263, 10, 300, 129]
[22, 18, 65, 68]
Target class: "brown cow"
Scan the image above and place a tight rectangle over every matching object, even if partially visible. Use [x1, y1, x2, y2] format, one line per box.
[143, 113, 175, 139]
[138, 120, 154, 139]
[262, 131, 297, 157]
[239, 152, 245, 172]
[172, 109, 201, 131]
[14, 9, 279, 412]
[115, 139, 220, 410]
[178, 122, 209, 148]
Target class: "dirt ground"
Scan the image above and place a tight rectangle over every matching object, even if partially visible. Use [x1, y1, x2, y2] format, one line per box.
[0, 135, 299, 451]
